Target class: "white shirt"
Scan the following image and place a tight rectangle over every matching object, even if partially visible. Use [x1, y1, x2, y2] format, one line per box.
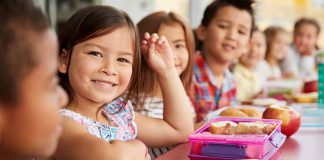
[255, 60, 281, 82]
[281, 45, 316, 78]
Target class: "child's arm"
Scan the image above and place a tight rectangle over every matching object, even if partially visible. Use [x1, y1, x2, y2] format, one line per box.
[55, 118, 149, 160]
[135, 33, 194, 147]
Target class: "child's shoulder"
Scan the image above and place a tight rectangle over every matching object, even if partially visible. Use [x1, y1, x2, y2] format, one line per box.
[60, 109, 104, 128]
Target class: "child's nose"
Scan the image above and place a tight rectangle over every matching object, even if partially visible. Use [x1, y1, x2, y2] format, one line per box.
[173, 54, 178, 61]
[227, 29, 238, 40]
[101, 62, 117, 76]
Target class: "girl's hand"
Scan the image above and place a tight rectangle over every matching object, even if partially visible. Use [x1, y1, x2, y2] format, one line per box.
[141, 32, 175, 75]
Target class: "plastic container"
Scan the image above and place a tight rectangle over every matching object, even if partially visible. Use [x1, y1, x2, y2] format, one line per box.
[188, 117, 286, 160]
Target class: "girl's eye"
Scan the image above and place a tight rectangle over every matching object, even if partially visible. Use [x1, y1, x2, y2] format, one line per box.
[175, 44, 185, 49]
[117, 58, 130, 63]
[218, 24, 227, 29]
[88, 51, 103, 58]
[238, 30, 247, 35]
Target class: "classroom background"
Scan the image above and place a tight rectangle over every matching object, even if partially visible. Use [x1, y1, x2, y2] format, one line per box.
[34, 0, 324, 49]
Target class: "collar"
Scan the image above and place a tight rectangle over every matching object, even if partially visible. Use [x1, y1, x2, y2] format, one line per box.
[195, 51, 234, 87]
[104, 97, 125, 114]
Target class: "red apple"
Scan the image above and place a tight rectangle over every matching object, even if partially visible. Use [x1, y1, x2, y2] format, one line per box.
[303, 80, 318, 93]
[262, 105, 301, 137]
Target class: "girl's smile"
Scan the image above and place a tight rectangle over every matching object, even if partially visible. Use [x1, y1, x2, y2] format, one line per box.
[91, 79, 117, 92]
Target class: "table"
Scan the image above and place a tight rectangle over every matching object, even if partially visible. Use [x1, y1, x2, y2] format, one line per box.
[157, 126, 324, 160]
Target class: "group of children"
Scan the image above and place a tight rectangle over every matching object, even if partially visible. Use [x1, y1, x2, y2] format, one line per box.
[0, 0, 321, 159]
[236, 18, 321, 102]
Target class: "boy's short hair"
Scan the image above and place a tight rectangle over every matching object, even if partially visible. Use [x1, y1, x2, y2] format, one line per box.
[0, 0, 49, 105]
[294, 17, 321, 35]
[201, 0, 255, 36]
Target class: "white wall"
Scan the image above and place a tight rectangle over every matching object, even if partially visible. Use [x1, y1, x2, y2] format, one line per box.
[101, 0, 155, 23]
[101, 0, 198, 26]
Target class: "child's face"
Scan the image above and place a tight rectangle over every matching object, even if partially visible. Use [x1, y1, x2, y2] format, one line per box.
[1, 30, 67, 157]
[240, 31, 266, 68]
[158, 23, 189, 75]
[60, 27, 134, 105]
[269, 32, 290, 61]
[294, 23, 318, 55]
[199, 6, 252, 64]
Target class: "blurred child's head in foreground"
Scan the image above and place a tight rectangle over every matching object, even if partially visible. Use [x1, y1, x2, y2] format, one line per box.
[0, 0, 67, 158]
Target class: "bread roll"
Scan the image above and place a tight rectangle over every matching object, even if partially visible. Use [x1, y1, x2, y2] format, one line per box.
[219, 108, 248, 118]
[239, 107, 262, 118]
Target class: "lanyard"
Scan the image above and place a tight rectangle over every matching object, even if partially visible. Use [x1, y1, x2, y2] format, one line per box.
[214, 87, 222, 110]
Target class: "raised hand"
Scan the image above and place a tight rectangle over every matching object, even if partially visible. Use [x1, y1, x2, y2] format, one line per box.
[141, 32, 176, 75]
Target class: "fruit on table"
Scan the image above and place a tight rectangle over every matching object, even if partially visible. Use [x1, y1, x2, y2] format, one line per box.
[293, 92, 318, 103]
[240, 107, 262, 118]
[220, 107, 262, 118]
[303, 80, 318, 93]
[262, 105, 301, 137]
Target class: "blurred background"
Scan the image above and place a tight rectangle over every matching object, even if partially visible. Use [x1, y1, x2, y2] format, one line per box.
[33, 0, 324, 48]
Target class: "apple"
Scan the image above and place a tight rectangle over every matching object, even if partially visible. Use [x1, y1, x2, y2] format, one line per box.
[262, 105, 301, 137]
[303, 80, 318, 93]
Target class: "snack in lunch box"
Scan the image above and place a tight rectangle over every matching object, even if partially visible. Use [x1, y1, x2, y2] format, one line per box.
[220, 107, 262, 118]
[210, 121, 276, 135]
[237, 121, 276, 135]
[210, 121, 237, 134]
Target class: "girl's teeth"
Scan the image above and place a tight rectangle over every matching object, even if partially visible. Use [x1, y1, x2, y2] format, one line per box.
[95, 80, 113, 87]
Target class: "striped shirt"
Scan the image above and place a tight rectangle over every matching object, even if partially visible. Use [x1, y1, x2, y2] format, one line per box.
[191, 51, 237, 122]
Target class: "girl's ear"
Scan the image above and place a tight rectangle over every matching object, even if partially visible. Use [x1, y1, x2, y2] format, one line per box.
[196, 25, 207, 41]
[58, 49, 69, 74]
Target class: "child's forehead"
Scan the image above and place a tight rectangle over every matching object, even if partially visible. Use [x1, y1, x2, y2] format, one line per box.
[77, 27, 136, 53]
[214, 6, 252, 27]
[253, 31, 265, 39]
[297, 23, 318, 33]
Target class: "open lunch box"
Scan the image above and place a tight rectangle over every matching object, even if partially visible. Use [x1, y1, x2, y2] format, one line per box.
[188, 117, 286, 160]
